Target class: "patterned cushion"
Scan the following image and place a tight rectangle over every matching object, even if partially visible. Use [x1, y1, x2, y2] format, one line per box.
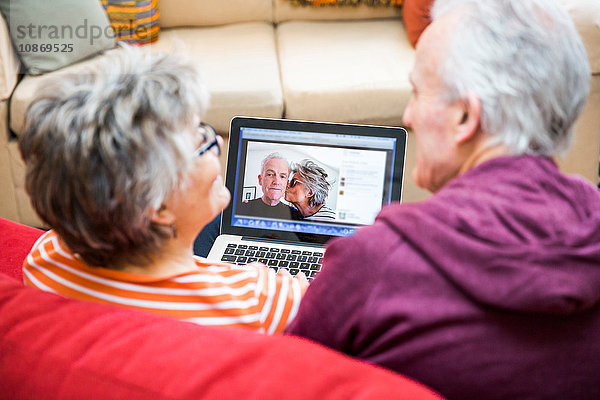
[100, 0, 159, 45]
[289, 0, 402, 7]
[402, 0, 434, 48]
[0, 0, 115, 75]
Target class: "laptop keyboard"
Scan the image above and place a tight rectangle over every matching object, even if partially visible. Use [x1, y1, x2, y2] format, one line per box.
[220, 243, 323, 280]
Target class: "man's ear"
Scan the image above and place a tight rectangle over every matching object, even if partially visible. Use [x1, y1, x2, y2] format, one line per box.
[149, 204, 176, 225]
[455, 91, 481, 144]
[257, 174, 262, 186]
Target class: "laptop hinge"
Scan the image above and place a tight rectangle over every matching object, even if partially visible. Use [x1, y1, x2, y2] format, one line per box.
[240, 236, 325, 248]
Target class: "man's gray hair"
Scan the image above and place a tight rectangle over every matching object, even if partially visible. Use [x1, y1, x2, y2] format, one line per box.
[292, 159, 331, 208]
[19, 45, 209, 268]
[261, 152, 289, 173]
[431, 0, 590, 156]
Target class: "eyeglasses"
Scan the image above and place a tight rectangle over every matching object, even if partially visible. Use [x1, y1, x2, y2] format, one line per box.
[194, 122, 220, 157]
[288, 178, 304, 188]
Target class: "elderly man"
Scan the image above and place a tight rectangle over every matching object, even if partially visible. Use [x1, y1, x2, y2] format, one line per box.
[285, 159, 335, 221]
[286, 0, 600, 399]
[239, 153, 301, 220]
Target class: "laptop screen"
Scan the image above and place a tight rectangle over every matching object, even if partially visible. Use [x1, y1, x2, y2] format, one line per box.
[221, 117, 407, 245]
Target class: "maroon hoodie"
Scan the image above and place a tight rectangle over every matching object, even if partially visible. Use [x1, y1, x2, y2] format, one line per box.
[286, 155, 600, 400]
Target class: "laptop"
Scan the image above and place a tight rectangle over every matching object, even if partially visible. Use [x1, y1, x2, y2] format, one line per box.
[207, 117, 407, 280]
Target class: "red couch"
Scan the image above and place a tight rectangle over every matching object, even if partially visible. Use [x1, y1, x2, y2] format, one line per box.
[0, 217, 442, 400]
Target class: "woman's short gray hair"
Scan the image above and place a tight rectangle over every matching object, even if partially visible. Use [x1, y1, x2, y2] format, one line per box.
[19, 45, 209, 268]
[292, 159, 331, 208]
[431, 0, 590, 156]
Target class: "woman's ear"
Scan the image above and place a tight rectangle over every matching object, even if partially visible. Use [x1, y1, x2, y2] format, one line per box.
[149, 204, 176, 225]
[454, 91, 481, 144]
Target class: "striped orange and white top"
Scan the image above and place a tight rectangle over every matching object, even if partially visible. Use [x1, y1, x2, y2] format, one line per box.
[23, 230, 304, 334]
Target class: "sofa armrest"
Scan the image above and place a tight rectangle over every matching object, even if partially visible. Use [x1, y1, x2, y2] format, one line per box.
[0, 14, 20, 102]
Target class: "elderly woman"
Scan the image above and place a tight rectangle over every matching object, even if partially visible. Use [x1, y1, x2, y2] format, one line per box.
[285, 159, 335, 221]
[19, 47, 306, 334]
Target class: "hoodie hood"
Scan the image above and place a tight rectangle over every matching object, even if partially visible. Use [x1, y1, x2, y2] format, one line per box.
[378, 155, 600, 315]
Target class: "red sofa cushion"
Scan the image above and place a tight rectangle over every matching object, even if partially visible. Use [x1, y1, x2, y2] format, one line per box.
[0, 218, 44, 282]
[0, 276, 442, 399]
[0, 216, 442, 399]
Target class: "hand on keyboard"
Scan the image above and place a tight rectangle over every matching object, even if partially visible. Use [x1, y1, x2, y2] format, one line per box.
[277, 268, 309, 293]
[221, 243, 323, 281]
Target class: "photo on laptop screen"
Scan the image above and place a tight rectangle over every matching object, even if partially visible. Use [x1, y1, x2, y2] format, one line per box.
[220, 117, 407, 245]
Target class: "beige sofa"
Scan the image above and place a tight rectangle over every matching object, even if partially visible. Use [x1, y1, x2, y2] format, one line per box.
[1, 0, 599, 227]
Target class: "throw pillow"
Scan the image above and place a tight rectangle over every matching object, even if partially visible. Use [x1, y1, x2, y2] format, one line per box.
[289, 0, 403, 7]
[402, 0, 434, 48]
[0, 0, 115, 75]
[99, 0, 160, 45]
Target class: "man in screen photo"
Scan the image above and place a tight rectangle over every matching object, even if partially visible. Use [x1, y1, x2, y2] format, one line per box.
[238, 153, 301, 220]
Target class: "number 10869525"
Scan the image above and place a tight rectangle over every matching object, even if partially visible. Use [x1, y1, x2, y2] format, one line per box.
[18, 43, 73, 53]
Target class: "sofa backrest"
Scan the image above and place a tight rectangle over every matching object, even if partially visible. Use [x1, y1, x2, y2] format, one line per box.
[159, 0, 274, 28]
[158, 0, 402, 28]
[157, 0, 599, 73]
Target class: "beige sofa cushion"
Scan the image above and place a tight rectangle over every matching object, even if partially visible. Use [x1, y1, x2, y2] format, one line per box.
[559, 0, 600, 74]
[146, 24, 283, 134]
[9, 53, 109, 136]
[159, 0, 273, 28]
[277, 19, 414, 126]
[7, 141, 42, 227]
[274, 0, 401, 22]
[0, 16, 20, 101]
[10, 23, 283, 136]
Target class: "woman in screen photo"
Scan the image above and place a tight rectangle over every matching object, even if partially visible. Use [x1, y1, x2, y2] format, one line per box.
[285, 159, 336, 221]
